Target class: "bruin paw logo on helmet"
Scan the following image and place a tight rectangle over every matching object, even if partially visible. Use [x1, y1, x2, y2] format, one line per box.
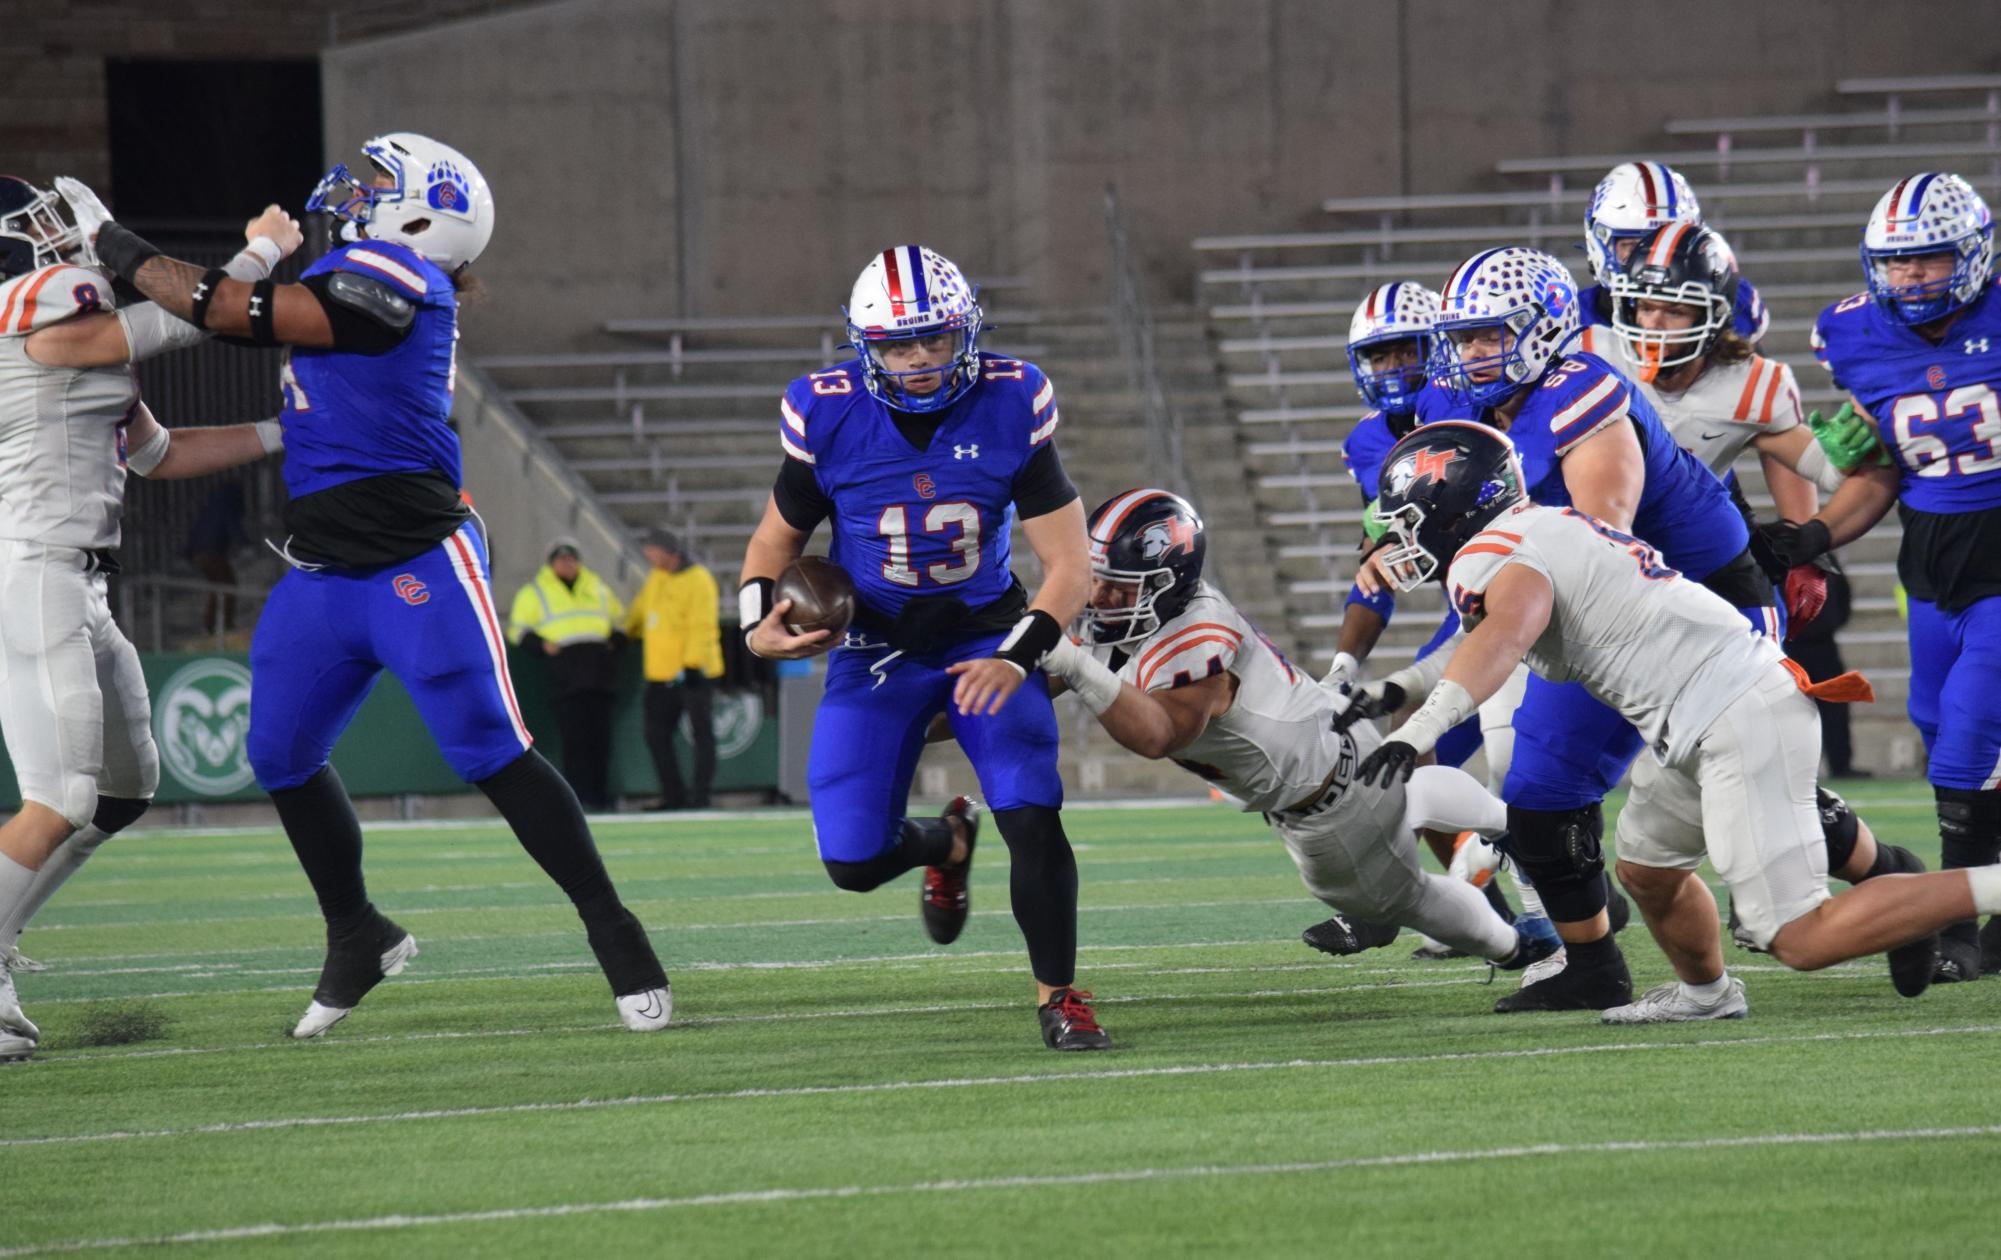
[1540, 276, 1570, 319]
[426, 162, 470, 215]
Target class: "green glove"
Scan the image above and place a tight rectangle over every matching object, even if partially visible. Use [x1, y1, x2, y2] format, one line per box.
[1807, 401, 1888, 470]
[1361, 497, 1390, 545]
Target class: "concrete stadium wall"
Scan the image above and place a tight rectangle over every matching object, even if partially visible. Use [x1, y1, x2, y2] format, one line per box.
[318, 0, 2001, 352]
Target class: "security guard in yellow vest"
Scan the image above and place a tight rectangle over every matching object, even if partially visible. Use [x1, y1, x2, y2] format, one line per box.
[625, 528, 723, 809]
[508, 539, 626, 811]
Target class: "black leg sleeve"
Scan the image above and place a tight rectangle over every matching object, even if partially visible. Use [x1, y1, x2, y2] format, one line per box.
[993, 805, 1078, 987]
[269, 764, 372, 934]
[476, 749, 664, 995]
[823, 817, 954, 891]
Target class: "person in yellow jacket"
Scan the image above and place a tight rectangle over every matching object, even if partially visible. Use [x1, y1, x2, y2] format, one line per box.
[626, 528, 723, 810]
[508, 539, 625, 811]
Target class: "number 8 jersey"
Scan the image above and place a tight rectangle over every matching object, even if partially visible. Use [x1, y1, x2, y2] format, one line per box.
[1813, 282, 2001, 609]
[776, 351, 1062, 622]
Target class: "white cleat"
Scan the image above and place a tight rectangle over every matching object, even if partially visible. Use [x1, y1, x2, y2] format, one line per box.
[0, 966, 39, 1043]
[2, 944, 47, 973]
[617, 985, 673, 1032]
[290, 932, 419, 1039]
[1520, 946, 1567, 989]
[1601, 977, 1748, 1024]
[0, 1031, 35, 1062]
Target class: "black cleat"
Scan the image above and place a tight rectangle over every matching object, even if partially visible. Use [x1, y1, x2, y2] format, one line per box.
[1979, 916, 2001, 976]
[920, 797, 979, 945]
[1038, 987, 1112, 1051]
[1494, 950, 1632, 1013]
[1301, 915, 1400, 957]
[1888, 932, 1940, 998]
[292, 910, 417, 1039]
[1934, 933, 1984, 984]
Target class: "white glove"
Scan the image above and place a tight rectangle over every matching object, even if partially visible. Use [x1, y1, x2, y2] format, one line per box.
[54, 176, 113, 248]
[1320, 651, 1361, 696]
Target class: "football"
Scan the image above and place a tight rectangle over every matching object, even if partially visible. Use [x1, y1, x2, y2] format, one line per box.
[775, 554, 856, 639]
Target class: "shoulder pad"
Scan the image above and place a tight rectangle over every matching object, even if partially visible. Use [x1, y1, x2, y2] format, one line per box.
[331, 242, 433, 298]
[1538, 355, 1631, 452]
[321, 270, 417, 330]
[1128, 594, 1246, 692]
[0, 264, 114, 336]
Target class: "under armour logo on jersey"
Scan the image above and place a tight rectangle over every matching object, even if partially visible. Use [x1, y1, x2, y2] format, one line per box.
[393, 574, 430, 606]
[953, 444, 980, 460]
[1966, 338, 1991, 354]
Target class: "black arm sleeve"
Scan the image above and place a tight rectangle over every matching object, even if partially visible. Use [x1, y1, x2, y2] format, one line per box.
[772, 458, 832, 531]
[1012, 441, 1080, 519]
[299, 272, 417, 355]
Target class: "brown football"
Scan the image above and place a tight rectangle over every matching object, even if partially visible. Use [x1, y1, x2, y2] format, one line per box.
[775, 555, 856, 639]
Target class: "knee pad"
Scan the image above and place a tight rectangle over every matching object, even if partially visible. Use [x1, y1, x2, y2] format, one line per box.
[1817, 787, 1861, 872]
[1505, 803, 1606, 921]
[1937, 786, 2001, 870]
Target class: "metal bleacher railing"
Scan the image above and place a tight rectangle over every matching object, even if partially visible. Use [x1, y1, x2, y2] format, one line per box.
[1198, 71, 1994, 717]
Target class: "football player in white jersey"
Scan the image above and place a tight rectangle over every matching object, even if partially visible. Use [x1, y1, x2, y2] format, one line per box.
[1349, 421, 1998, 1021]
[0, 178, 297, 1059]
[1037, 488, 1563, 980]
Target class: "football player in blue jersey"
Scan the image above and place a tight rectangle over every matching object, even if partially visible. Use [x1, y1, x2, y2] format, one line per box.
[1579, 162, 1769, 347]
[738, 246, 1109, 1050]
[67, 134, 673, 1038]
[1358, 246, 1783, 1011]
[1764, 172, 2001, 981]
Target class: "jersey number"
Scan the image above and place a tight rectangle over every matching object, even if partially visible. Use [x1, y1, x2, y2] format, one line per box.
[1563, 509, 1677, 580]
[280, 360, 311, 412]
[1890, 384, 2001, 478]
[983, 357, 1025, 381]
[810, 368, 853, 396]
[878, 501, 981, 587]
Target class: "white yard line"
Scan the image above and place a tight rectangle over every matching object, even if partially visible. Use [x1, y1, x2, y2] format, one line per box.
[7, 1022, 1995, 1145]
[3, 1121, 1996, 1256]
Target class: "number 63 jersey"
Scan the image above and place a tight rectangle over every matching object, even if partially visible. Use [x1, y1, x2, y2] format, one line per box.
[1812, 283, 2001, 607]
[1445, 501, 1784, 767]
[777, 351, 1060, 620]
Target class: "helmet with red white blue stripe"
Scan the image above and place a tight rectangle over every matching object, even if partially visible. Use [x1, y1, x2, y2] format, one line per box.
[1862, 172, 1994, 326]
[1584, 161, 1702, 286]
[1347, 282, 1441, 416]
[844, 246, 984, 414]
[1430, 248, 1581, 409]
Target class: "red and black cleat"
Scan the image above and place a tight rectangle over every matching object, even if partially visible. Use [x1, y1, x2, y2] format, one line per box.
[1038, 986, 1113, 1051]
[920, 796, 980, 945]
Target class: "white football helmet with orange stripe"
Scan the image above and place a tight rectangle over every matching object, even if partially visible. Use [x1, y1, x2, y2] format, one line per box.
[307, 133, 494, 272]
[0, 177, 86, 280]
[1862, 172, 1994, 325]
[844, 246, 983, 414]
[1079, 489, 1208, 645]
[1584, 161, 1702, 286]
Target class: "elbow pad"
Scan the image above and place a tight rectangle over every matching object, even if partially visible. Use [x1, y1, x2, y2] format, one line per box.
[125, 425, 170, 477]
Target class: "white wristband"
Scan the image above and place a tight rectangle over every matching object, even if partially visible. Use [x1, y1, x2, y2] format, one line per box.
[1061, 647, 1125, 715]
[126, 424, 170, 477]
[1393, 678, 1477, 756]
[1792, 438, 1848, 495]
[254, 419, 284, 454]
[232, 237, 285, 280]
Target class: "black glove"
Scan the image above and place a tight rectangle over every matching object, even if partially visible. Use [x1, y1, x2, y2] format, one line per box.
[1749, 518, 1831, 582]
[1331, 680, 1406, 734]
[1356, 740, 1419, 787]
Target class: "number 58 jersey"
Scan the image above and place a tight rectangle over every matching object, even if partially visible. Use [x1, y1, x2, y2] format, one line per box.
[776, 352, 1060, 620]
[1811, 282, 2001, 515]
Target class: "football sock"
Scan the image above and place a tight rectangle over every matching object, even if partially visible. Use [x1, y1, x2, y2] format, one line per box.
[1861, 842, 1924, 881]
[270, 765, 372, 934]
[1400, 765, 1508, 836]
[0, 854, 35, 938]
[1403, 872, 1518, 960]
[1565, 933, 1620, 969]
[476, 750, 621, 923]
[0, 796, 149, 946]
[994, 805, 1077, 988]
[1679, 973, 1732, 1004]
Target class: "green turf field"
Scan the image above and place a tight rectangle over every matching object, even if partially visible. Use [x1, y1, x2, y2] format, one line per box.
[4, 779, 1998, 1257]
